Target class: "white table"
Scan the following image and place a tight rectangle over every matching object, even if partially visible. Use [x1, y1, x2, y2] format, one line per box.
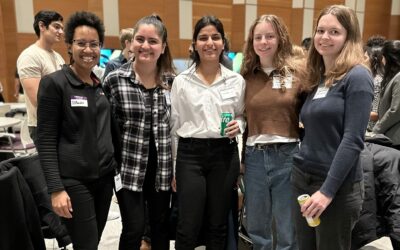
[0, 117, 21, 130]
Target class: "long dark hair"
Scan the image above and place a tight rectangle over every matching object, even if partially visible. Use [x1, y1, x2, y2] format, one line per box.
[368, 47, 384, 77]
[381, 40, 400, 92]
[191, 15, 227, 67]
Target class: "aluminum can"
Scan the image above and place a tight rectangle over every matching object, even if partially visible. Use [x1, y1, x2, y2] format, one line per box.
[220, 112, 233, 136]
[297, 194, 321, 227]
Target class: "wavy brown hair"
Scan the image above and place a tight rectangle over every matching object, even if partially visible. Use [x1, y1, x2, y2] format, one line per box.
[241, 14, 306, 86]
[306, 5, 368, 90]
[240, 15, 296, 79]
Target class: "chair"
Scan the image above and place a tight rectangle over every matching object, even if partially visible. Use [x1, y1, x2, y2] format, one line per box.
[0, 118, 36, 157]
[0, 104, 11, 117]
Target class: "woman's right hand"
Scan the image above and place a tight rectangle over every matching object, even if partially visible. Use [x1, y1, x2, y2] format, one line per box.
[171, 176, 177, 192]
[51, 190, 73, 218]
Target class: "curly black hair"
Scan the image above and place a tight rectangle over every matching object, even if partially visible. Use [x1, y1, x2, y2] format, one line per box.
[64, 11, 105, 45]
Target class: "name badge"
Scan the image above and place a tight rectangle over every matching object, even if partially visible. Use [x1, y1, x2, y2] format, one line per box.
[284, 75, 293, 89]
[272, 75, 281, 89]
[165, 91, 171, 105]
[313, 86, 329, 99]
[71, 96, 88, 107]
[114, 173, 122, 192]
[220, 87, 236, 100]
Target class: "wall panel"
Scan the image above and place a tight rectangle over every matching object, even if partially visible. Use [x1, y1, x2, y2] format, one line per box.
[0, 0, 18, 101]
[364, 0, 392, 40]
[389, 15, 400, 39]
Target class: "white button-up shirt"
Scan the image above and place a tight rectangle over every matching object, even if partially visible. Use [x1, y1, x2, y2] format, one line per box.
[170, 64, 246, 168]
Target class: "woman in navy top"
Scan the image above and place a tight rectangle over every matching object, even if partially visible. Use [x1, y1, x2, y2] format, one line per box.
[291, 5, 373, 250]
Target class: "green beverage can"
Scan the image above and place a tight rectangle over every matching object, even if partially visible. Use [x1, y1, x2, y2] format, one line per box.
[220, 112, 233, 136]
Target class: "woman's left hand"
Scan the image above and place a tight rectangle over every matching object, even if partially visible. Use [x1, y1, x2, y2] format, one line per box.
[225, 120, 240, 139]
[301, 190, 332, 218]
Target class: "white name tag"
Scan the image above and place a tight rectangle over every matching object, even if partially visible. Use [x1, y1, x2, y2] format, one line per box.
[220, 87, 236, 100]
[165, 91, 171, 105]
[114, 173, 122, 192]
[313, 86, 329, 99]
[272, 75, 281, 89]
[71, 96, 88, 107]
[284, 75, 293, 89]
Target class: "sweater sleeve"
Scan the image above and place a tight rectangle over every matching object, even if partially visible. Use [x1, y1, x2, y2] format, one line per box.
[320, 67, 373, 198]
[37, 74, 64, 193]
[373, 75, 400, 134]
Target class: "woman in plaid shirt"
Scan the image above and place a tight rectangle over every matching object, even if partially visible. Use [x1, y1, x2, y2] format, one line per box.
[103, 15, 175, 250]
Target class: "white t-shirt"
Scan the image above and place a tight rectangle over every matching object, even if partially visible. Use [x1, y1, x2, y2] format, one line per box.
[17, 43, 64, 127]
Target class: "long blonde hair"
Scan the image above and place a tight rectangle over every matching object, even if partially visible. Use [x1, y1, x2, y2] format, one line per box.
[306, 5, 368, 90]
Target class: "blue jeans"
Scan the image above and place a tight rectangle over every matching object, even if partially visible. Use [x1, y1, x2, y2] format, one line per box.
[244, 143, 298, 250]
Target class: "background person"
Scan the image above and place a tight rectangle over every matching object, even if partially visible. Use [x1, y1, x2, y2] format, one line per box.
[37, 11, 118, 249]
[240, 14, 306, 250]
[103, 27, 134, 79]
[291, 5, 373, 250]
[373, 40, 400, 149]
[170, 15, 245, 249]
[103, 14, 175, 250]
[17, 10, 64, 144]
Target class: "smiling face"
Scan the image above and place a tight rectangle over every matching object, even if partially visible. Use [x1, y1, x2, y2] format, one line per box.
[314, 13, 347, 65]
[69, 25, 100, 72]
[252, 21, 278, 68]
[194, 24, 224, 63]
[131, 24, 165, 65]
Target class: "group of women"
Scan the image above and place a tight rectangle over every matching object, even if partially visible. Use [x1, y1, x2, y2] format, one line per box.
[35, 3, 400, 250]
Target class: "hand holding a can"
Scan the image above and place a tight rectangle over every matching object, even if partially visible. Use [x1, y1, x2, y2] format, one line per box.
[301, 190, 332, 219]
[225, 120, 240, 139]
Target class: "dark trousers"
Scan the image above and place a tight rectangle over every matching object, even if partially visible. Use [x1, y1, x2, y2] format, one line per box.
[62, 173, 114, 250]
[117, 138, 171, 250]
[175, 138, 240, 250]
[291, 166, 363, 250]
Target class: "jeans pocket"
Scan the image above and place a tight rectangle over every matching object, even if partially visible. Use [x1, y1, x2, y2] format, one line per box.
[279, 143, 299, 157]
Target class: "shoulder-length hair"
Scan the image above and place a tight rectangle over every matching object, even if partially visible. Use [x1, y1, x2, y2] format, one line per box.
[306, 5, 367, 90]
[381, 40, 400, 91]
[133, 14, 175, 85]
[240, 15, 294, 79]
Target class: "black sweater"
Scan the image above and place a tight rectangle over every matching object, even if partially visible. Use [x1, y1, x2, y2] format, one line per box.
[37, 65, 117, 193]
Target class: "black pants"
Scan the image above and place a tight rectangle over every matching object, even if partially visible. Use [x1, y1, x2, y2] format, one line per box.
[62, 173, 114, 250]
[117, 136, 171, 250]
[291, 166, 363, 250]
[175, 138, 240, 250]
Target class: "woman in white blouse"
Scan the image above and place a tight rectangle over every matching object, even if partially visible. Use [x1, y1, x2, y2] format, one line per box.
[170, 15, 245, 249]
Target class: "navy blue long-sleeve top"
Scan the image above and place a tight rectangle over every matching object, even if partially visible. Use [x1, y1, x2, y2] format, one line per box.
[293, 65, 373, 198]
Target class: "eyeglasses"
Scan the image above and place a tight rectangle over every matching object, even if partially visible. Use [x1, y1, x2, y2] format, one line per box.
[73, 39, 102, 49]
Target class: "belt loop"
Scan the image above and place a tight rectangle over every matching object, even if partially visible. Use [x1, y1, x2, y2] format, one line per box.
[273, 144, 279, 152]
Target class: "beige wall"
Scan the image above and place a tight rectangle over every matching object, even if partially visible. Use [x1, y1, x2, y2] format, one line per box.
[1, 0, 399, 101]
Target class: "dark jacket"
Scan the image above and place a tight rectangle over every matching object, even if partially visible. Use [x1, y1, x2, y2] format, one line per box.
[0, 166, 45, 250]
[37, 65, 119, 193]
[351, 142, 400, 249]
[1, 155, 71, 247]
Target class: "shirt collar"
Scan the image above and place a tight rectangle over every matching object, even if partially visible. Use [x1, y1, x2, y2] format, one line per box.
[63, 64, 101, 87]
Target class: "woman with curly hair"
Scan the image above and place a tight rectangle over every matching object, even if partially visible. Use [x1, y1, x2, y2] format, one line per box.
[37, 11, 119, 249]
[240, 14, 306, 250]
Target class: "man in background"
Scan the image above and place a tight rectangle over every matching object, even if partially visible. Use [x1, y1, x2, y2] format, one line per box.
[103, 28, 134, 79]
[17, 10, 64, 144]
